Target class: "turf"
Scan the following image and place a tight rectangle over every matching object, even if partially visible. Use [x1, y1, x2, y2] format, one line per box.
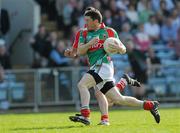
[0, 108, 180, 133]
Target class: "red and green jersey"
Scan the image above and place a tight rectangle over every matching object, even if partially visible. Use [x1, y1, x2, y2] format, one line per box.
[78, 23, 119, 66]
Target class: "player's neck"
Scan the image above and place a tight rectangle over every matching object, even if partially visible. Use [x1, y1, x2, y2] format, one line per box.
[89, 24, 101, 32]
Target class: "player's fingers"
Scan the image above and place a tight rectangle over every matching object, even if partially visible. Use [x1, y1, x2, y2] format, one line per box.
[64, 49, 71, 56]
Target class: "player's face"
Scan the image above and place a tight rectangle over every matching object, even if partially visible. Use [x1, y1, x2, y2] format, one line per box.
[84, 16, 97, 30]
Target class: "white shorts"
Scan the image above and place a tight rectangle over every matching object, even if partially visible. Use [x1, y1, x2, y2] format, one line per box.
[90, 61, 115, 90]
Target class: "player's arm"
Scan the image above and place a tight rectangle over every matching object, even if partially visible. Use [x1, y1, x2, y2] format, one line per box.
[113, 29, 126, 54]
[64, 48, 77, 58]
[77, 37, 99, 55]
[107, 28, 126, 54]
[116, 39, 126, 54]
[64, 30, 80, 58]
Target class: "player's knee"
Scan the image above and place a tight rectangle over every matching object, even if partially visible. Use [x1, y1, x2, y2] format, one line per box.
[77, 81, 87, 90]
[94, 90, 102, 98]
[107, 98, 114, 107]
[111, 96, 125, 105]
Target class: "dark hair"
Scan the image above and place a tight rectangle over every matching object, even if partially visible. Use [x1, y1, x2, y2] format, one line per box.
[85, 6, 95, 11]
[84, 9, 102, 23]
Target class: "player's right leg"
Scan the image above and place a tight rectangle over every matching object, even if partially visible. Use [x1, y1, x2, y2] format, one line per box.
[104, 86, 160, 123]
[69, 72, 97, 125]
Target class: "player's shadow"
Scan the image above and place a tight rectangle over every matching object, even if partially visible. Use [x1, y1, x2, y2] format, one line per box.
[11, 125, 83, 131]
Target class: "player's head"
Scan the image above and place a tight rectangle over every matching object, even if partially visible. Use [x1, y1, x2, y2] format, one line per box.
[84, 8, 102, 30]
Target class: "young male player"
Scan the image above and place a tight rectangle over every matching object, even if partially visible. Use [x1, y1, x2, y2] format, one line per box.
[65, 7, 141, 125]
[68, 8, 160, 125]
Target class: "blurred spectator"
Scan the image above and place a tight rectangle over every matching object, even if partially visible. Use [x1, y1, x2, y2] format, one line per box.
[137, 0, 146, 12]
[151, 0, 160, 12]
[171, 8, 180, 29]
[155, 11, 164, 26]
[109, 0, 118, 17]
[164, 0, 175, 11]
[0, 65, 9, 110]
[161, 16, 178, 43]
[146, 47, 161, 77]
[49, 40, 71, 67]
[138, 0, 154, 23]
[0, 39, 11, 69]
[134, 23, 151, 52]
[56, 0, 67, 30]
[100, 0, 109, 10]
[176, 1, 180, 13]
[158, 0, 170, 16]
[30, 24, 48, 57]
[0, 7, 10, 41]
[43, 31, 58, 59]
[47, 0, 57, 21]
[119, 22, 132, 44]
[30, 24, 49, 68]
[35, 0, 49, 14]
[0, 8, 10, 37]
[126, 39, 147, 99]
[92, 0, 102, 11]
[147, 47, 161, 65]
[174, 27, 180, 60]
[112, 9, 129, 32]
[152, 0, 175, 15]
[71, 0, 84, 26]
[70, 26, 79, 43]
[144, 15, 160, 43]
[116, 0, 129, 10]
[0, 65, 4, 82]
[62, 0, 76, 38]
[126, 4, 139, 25]
[103, 9, 113, 26]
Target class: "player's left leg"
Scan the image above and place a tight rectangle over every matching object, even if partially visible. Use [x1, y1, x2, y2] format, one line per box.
[94, 88, 110, 125]
[94, 73, 141, 125]
[116, 74, 141, 91]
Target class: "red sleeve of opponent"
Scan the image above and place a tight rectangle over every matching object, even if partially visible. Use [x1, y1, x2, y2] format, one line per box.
[72, 30, 81, 49]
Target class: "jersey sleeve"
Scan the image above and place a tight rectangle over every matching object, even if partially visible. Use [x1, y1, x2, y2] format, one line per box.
[72, 30, 81, 49]
[113, 29, 119, 39]
[106, 27, 119, 39]
[79, 31, 85, 44]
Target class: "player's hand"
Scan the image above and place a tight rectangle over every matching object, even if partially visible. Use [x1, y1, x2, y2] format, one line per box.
[118, 45, 126, 54]
[89, 37, 99, 46]
[64, 48, 77, 58]
[64, 48, 71, 57]
[114, 41, 126, 54]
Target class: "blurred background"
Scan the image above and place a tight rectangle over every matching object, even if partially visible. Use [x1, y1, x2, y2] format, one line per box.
[0, 0, 180, 112]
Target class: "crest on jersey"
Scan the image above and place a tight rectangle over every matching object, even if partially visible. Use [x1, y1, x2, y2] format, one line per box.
[103, 34, 107, 40]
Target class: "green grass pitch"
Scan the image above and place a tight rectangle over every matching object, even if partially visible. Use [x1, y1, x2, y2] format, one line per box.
[0, 108, 180, 133]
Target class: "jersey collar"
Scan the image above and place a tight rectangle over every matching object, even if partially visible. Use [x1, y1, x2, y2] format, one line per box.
[84, 23, 106, 29]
